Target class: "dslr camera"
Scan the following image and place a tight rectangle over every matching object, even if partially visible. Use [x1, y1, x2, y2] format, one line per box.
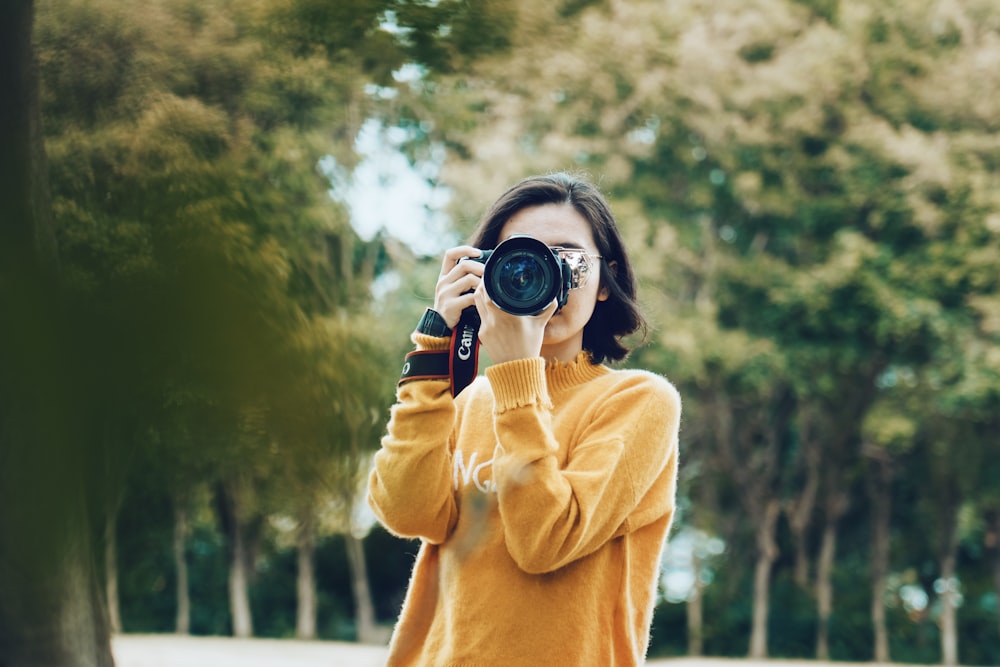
[464, 235, 600, 316]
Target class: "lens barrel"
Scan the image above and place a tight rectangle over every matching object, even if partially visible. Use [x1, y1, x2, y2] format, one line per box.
[479, 236, 565, 315]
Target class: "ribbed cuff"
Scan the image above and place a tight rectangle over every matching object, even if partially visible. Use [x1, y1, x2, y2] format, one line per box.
[411, 331, 450, 352]
[485, 358, 551, 413]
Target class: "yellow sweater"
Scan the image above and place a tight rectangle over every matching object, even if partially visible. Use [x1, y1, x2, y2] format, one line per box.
[369, 338, 681, 666]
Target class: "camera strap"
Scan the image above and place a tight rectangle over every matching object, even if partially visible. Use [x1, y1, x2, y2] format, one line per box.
[398, 349, 450, 385]
[397, 308, 480, 397]
[449, 308, 481, 397]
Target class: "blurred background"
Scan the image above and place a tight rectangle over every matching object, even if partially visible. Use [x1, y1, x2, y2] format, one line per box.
[1, 0, 998, 665]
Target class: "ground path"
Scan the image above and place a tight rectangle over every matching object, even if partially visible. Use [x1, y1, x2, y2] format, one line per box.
[113, 634, 888, 667]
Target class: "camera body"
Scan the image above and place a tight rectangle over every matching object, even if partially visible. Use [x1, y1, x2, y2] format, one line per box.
[465, 235, 574, 316]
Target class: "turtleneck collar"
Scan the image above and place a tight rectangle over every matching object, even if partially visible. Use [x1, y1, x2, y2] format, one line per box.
[544, 351, 609, 395]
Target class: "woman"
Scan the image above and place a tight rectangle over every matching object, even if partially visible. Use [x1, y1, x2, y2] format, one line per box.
[368, 173, 681, 665]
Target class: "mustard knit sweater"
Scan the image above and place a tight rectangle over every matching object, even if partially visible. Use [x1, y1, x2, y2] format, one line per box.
[368, 335, 681, 666]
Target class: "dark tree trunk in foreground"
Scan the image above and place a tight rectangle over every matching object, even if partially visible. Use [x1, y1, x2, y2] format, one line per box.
[0, 0, 55, 268]
[0, 1, 114, 665]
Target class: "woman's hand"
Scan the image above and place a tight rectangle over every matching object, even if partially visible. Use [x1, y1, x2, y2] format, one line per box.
[474, 284, 558, 365]
[433, 246, 485, 330]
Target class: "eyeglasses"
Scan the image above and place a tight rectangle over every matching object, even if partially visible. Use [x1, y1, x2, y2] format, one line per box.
[550, 246, 603, 289]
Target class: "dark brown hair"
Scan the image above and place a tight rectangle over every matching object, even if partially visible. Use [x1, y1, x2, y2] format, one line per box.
[467, 173, 647, 364]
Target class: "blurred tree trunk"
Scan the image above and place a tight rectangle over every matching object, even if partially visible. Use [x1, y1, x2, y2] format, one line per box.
[710, 386, 788, 660]
[749, 499, 780, 659]
[105, 512, 121, 634]
[745, 392, 791, 660]
[219, 482, 254, 638]
[345, 533, 378, 643]
[865, 449, 893, 664]
[173, 499, 191, 635]
[687, 556, 704, 656]
[939, 498, 961, 667]
[815, 487, 848, 661]
[786, 409, 820, 589]
[0, 1, 113, 665]
[229, 519, 254, 638]
[0, 0, 56, 266]
[296, 509, 317, 640]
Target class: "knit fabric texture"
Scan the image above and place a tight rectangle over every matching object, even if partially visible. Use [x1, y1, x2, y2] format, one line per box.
[369, 335, 681, 666]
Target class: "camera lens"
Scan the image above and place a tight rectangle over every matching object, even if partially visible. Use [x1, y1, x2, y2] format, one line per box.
[483, 236, 561, 315]
[496, 252, 548, 300]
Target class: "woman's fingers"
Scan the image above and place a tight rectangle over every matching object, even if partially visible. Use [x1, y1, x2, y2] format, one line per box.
[439, 246, 482, 276]
[433, 246, 486, 329]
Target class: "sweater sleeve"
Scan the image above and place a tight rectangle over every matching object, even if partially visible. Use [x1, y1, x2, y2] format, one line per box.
[487, 360, 680, 575]
[367, 334, 459, 544]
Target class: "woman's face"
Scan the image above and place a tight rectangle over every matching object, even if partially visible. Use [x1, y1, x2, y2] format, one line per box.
[497, 203, 608, 362]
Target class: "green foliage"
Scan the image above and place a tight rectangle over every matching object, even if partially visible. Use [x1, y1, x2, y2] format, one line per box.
[646, 600, 687, 657]
[394, 0, 516, 73]
[791, 0, 838, 24]
[767, 575, 819, 658]
[701, 562, 753, 657]
[34, 0, 412, 483]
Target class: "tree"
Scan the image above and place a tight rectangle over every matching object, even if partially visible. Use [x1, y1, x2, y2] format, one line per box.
[0, 0, 115, 664]
[861, 398, 916, 662]
[32, 0, 402, 641]
[915, 334, 1000, 665]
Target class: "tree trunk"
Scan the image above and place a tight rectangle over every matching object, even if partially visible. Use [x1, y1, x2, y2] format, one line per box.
[939, 502, 962, 667]
[0, 0, 56, 265]
[345, 533, 378, 644]
[815, 510, 839, 660]
[174, 500, 191, 635]
[815, 467, 849, 661]
[787, 411, 820, 589]
[788, 504, 814, 590]
[0, 481, 114, 667]
[940, 554, 959, 666]
[866, 451, 893, 664]
[296, 510, 317, 640]
[687, 555, 704, 656]
[749, 499, 781, 659]
[105, 512, 121, 634]
[228, 505, 254, 638]
[219, 483, 254, 638]
[0, 1, 113, 665]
